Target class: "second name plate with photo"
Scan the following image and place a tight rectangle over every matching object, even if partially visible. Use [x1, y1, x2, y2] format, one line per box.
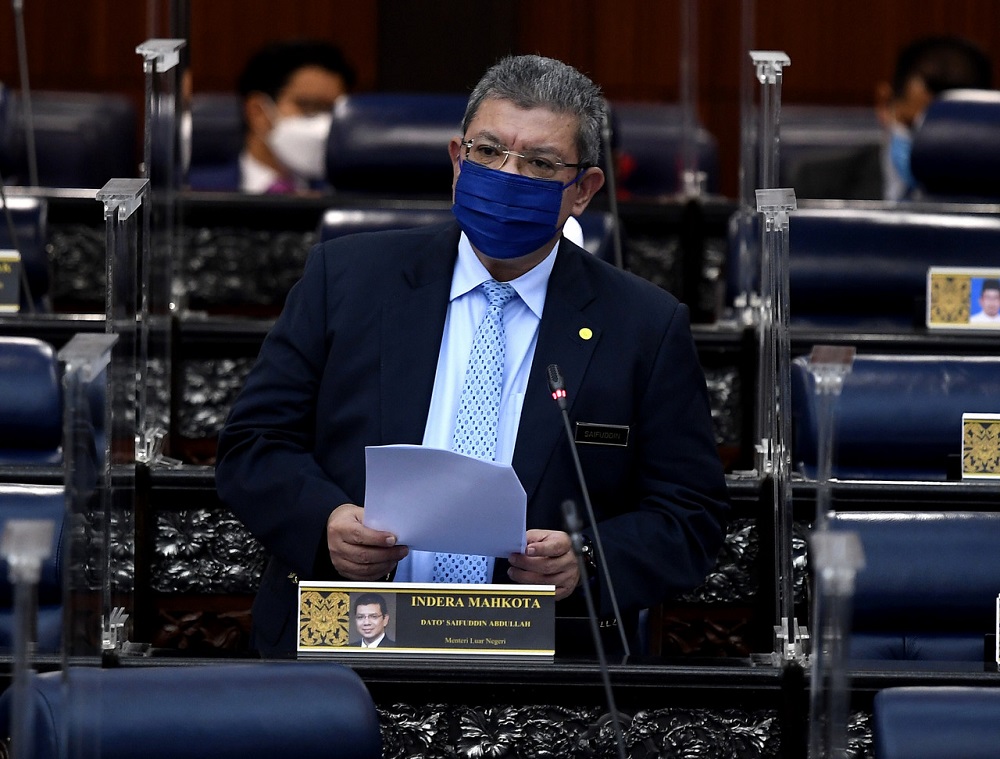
[927, 267, 1000, 330]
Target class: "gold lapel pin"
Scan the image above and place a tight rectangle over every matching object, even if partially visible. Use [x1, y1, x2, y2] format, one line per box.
[579, 327, 593, 340]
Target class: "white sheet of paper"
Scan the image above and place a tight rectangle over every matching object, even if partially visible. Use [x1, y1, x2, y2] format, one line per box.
[363, 444, 527, 557]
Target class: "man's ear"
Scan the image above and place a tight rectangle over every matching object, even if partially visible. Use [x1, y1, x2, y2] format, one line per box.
[244, 92, 274, 138]
[570, 166, 606, 215]
[448, 137, 463, 179]
[875, 81, 894, 128]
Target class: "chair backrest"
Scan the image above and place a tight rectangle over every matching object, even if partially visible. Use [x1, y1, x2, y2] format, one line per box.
[0, 662, 382, 759]
[830, 511, 1000, 661]
[0, 90, 138, 189]
[187, 92, 243, 192]
[0, 195, 49, 311]
[611, 101, 720, 198]
[0, 483, 64, 653]
[326, 92, 466, 196]
[323, 94, 721, 200]
[874, 686, 1000, 759]
[792, 354, 1000, 480]
[778, 105, 884, 200]
[0, 336, 62, 465]
[727, 207, 1000, 329]
[317, 206, 618, 264]
[911, 89, 1000, 201]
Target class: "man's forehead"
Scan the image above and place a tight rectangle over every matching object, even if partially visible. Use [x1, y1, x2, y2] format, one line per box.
[468, 98, 578, 152]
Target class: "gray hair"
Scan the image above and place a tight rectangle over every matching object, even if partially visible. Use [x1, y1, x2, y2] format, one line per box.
[462, 55, 607, 168]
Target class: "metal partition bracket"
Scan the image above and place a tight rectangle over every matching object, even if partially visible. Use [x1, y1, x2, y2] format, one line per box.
[135, 39, 185, 73]
[750, 50, 791, 84]
[96, 178, 149, 222]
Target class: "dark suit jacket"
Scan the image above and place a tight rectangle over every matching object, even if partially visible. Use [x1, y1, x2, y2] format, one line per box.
[350, 636, 395, 648]
[216, 221, 730, 657]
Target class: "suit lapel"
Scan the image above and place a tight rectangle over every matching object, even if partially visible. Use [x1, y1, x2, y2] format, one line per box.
[513, 246, 600, 504]
[380, 224, 460, 444]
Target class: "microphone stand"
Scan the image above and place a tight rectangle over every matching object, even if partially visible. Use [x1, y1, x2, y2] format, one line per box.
[548, 364, 630, 656]
[563, 500, 628, 759]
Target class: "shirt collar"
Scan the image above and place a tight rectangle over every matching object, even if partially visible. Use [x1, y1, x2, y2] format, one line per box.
[452, 231, 559, 319]
[360, 632, 385, 648]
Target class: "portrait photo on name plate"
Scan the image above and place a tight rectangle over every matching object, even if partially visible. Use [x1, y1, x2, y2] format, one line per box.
[969, 277, 1000, 326]
[349, 591, 398, 648]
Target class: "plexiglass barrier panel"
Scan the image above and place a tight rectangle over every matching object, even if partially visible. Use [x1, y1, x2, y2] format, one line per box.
[58, 331, 118, 759]
[808, 530, 864, 759]
[59, 332, 118, 661]
[756, 187, 799, 661]
[97, 179, 148, 664]
[136, 39, 186, 464]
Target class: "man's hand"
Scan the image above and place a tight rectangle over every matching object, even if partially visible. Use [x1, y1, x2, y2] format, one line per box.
[327, 503, 408, 580]
[507, 529, 580, 600]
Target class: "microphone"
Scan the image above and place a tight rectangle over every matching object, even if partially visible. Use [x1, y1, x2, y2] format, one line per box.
[562, 500, 627, 759]
[546, 363, 630, 657]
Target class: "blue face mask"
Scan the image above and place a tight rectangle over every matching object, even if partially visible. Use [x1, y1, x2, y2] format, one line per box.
[889, 124, 915, 194]
[452, 159, 578, 260]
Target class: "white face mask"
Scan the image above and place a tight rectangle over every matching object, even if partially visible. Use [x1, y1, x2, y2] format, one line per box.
[265, 111, 332, 180]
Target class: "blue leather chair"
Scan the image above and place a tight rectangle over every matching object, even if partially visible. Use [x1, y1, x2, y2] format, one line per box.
[0, 662, 382, 759]
[829, 512, 1000, 662]
[0, 337, 62, 466]
[187, 92, 243, 191]
[0, 90, 137, 189]
[611, 101, 720, 197]
[873, 686, 1000, 759]
[727, 207, 1000, 329]
[323, 94, 721, 200]
[791, 354, 1000, 481]
[326, 92, 466, 196]
[778, 105, 884, 200]
[0, 194, 49, 312]
[0, 483, 64, 653]
[911, 89, 1000, 201]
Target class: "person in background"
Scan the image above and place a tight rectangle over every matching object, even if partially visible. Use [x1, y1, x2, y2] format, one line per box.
[189, 39, 356, 194]
[876, 35, 993, 201]
[794, 35, 993, 201]
[216, 54, 730, 659]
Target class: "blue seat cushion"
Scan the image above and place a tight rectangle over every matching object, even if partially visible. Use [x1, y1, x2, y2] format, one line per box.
[0, 663, 382, 759]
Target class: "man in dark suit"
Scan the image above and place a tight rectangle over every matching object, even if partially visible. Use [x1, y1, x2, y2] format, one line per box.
[350, 592, 395, 648]
[792, 35, 992, 201]
[188, 40, 355, 194]
[216, 55, 730, 658]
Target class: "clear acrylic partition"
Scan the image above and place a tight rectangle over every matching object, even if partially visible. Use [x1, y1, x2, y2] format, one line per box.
[755, 187, 800, 661]
[96, 178, 149, 665]
[678, 0, 705, 197]
[56, 331, 118, 759]
[749, 51, 791, 479]
[1, 519, 56, 759]
[733, 0, 757, 324]
[58, 332, 118, 663]
[808, 530, 865, 759]
[135, 38, 186, 465]
[797, 346, 856, 531]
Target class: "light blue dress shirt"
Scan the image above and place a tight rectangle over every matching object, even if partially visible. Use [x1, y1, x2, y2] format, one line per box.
[393, 231, 557, 583]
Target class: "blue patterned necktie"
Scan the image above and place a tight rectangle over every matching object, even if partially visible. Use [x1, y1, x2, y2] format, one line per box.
[432, 279, 518, 583]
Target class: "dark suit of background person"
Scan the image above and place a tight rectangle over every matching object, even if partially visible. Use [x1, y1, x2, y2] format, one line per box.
[793, 35, 993, 201]
[215, 55, 730, 659]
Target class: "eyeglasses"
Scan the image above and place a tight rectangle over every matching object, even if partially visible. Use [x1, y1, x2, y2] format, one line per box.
[461, 138, 584, 180]
[355, 613, 384, 622]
